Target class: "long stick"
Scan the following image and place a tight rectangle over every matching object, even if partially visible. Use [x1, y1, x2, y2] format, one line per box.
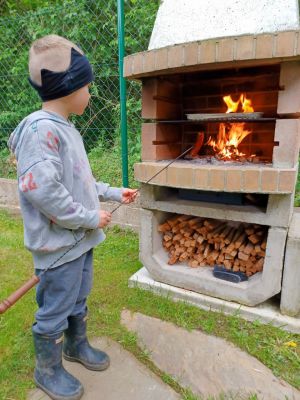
[111, 146, 193, 214]
[0, 146, 193, 314]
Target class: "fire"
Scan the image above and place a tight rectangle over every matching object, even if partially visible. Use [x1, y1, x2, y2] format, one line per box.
[224, 93, 254, 113]
[206, 93, 254, 160]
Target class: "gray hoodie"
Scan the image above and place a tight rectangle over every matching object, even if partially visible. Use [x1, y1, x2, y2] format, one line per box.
[8, 110, 122, 270]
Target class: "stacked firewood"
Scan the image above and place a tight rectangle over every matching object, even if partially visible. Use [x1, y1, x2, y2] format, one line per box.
[158, 215, 267, 277]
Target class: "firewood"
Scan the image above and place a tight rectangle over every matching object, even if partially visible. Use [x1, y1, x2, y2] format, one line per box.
[257, 250, 265, 257]
[238, 251, 249, 261]
[173, 233, 183, 242]
[213, 225, 228, 239]
[254, 257, 264, 272]
[207, 222, 227, 239]
[217, 254, 225, 263]
[177, 220, 190, 230]
[220, 226, 232, 239]
[177, 215, 192, 222]
[193, 232, 199, 240]
[171, 225, 181, 233]
[179, 252, 188, 261]
[209, 251, 219, 262]
[187, 247, 194, 254]
[163, 233, 173, 242]
[168, 255, 179, 265]
[189, 260, 199, 268]
[235, 233, 247, 249]
[224, 227, 236, 244]
[196, 235, 205, 245]
[164, 241, 173, 249]
[245, 227, 255, 235]
[166, 215, 181, 227]
[261, 240, 267, 250]
[203, 244, 211, 258]
[225, 243, 235, 254]
[230, 249, 238, 257]
[158, 222, 171, 232]
[248, 234, 261, 244]
[175, 247, 185, 255]
[233, 265, 239, 272]
[244, 242, 254, 255]
[204, 219, 221, 230]
[182, 227, 194, 237]
[188, 217, 203, 227]
[223, 260, 232, 269]
[195, 254, 205, 263]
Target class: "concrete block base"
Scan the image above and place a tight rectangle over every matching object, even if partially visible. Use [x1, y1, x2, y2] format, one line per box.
[140, 208, 287, 306]
[129, 267, 300, 334]
[280, 209, 300, 316]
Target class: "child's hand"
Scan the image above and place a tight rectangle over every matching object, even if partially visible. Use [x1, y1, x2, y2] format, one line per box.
[122, 188, 138, 204]
[98, 210, 112, 228]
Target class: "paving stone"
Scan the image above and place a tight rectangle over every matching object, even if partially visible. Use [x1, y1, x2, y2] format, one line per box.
[121, 310, 300, 400]
[27, 337, 180, 400]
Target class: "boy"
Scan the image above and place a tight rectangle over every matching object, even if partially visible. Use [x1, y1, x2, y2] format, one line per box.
[8, 34, 137, 400]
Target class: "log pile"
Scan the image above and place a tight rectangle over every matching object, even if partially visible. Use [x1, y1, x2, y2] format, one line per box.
[158, 215, 268, 277]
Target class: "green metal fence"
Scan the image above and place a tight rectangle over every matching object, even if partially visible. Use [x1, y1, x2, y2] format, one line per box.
[0, 0, 159, 183]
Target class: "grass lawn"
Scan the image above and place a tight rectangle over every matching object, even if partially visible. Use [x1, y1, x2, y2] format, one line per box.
[0, 210, 299, 400]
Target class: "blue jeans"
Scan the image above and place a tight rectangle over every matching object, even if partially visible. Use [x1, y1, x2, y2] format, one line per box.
[33, 249, 93, 335]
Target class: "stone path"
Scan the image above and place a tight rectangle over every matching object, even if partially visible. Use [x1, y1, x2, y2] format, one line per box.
[27, 337, 180, 400]
[121, 310, 300, 400]
[28, 312, 300, 400]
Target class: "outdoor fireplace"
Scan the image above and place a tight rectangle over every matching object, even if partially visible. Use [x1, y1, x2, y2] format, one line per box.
[124, 30, 300, 306]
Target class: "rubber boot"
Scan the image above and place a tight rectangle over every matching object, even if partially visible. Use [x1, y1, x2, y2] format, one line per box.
[63, 315, 110, 371]
[33, 331, 84, 400]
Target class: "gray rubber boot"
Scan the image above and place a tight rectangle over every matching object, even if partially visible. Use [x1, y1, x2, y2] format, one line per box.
[33, 331, 84, 400]
[63, 315, 110, 371]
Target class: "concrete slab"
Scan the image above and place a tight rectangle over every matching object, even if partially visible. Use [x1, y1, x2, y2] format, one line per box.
[27, 337, 180, 400]
[129, 267, 300, 334]
[281, 209, 300, 316]
[121, 311, 300, 400]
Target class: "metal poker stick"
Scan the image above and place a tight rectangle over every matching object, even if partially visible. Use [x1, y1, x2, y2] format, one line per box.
[0, 146, 193, 314]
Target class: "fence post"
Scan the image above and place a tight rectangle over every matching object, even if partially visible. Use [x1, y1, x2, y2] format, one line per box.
[117, 0, 129, 187]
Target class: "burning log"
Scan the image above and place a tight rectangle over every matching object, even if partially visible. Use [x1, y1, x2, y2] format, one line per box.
[158, 215, 268, 278]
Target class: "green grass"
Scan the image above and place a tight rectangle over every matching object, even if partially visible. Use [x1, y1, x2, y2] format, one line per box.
[0, 211, 299, 400]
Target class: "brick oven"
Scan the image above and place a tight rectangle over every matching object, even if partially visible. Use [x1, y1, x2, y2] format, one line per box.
[124, 30, 300, 307]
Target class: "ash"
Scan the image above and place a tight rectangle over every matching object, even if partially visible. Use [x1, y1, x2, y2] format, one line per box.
[170, 156, 271, 167]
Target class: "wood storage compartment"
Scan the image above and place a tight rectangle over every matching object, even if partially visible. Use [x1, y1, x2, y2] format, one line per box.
[158, 214, 267, 276]
[140, 209, 287, 306]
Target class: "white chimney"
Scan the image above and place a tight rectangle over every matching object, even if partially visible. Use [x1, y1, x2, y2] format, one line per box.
[149, 0, 300, 50]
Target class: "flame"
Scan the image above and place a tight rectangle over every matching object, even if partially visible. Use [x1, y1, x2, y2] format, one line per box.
[224, 93, 254, 113]
[207, 123, 251, 160]
[240, 94, 254, 113]
[223, 95, 240, 113]
[206, 93, 254, 160]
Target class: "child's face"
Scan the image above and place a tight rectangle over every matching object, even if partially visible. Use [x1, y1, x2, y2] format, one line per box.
[68, 84, 91, 116]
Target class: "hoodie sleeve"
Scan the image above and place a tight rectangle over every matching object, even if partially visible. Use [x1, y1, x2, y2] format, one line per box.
[94, 181, 123, 203]
[17, 120, 99, 230]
